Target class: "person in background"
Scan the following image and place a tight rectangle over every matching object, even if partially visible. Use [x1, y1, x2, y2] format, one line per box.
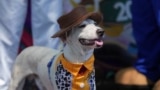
[132, 0, 160, 83]
[0, 0, 63, 90]
[132, 0, 160, 89]
[116, 0, 160, 90]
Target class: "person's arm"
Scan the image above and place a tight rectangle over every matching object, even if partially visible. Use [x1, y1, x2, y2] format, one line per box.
[132, 0, 160, 82]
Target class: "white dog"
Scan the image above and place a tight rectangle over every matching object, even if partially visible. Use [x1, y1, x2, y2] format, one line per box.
[8, 6, 104, 90]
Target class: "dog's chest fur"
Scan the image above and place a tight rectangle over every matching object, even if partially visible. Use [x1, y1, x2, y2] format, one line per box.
[48, 53, 96, 90]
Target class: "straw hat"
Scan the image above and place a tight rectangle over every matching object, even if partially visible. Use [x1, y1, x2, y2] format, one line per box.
[52, 6, 103, 39]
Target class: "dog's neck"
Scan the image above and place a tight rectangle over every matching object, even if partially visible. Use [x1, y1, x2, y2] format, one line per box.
[63, 44, 94, 64]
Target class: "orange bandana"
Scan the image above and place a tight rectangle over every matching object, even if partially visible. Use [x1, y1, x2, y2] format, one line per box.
[59, 54, 95, 90]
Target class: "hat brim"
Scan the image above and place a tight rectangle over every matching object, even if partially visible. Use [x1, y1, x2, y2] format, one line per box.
[51, 12, 103, 38]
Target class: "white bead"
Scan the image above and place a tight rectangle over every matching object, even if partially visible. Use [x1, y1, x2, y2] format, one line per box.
[79, 83, 85, 88]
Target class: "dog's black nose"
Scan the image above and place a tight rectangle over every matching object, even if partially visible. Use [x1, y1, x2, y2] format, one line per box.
[97, 29, 104, 37]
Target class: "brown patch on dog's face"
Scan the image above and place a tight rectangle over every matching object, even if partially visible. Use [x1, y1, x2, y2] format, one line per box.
[59, 31, 72, 42]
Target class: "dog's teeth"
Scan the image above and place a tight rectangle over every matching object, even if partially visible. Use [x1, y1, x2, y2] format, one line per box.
[79, 39, 97, 45]
[85, 40, 90, 43]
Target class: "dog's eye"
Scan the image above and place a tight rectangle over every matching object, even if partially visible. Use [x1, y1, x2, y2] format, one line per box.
[94, 22, 98, 25]
[78, 24, 86, 28]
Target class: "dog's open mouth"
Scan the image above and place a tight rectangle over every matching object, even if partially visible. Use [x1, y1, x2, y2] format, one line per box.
[79, 38, 103, 47]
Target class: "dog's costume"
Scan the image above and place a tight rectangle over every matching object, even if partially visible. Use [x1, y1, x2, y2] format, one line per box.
[48, 53, 95, 90]
[48, 6, 102, 90]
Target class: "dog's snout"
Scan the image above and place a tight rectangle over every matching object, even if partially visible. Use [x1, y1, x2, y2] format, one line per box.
[97, 29, 104, 37]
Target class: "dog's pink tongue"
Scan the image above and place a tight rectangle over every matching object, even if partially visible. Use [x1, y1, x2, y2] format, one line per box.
[95, 40, 103, 46]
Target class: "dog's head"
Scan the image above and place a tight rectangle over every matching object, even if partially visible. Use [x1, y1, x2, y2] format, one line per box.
[65, 19, 104, 49]
[52, 6, 104, 49]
